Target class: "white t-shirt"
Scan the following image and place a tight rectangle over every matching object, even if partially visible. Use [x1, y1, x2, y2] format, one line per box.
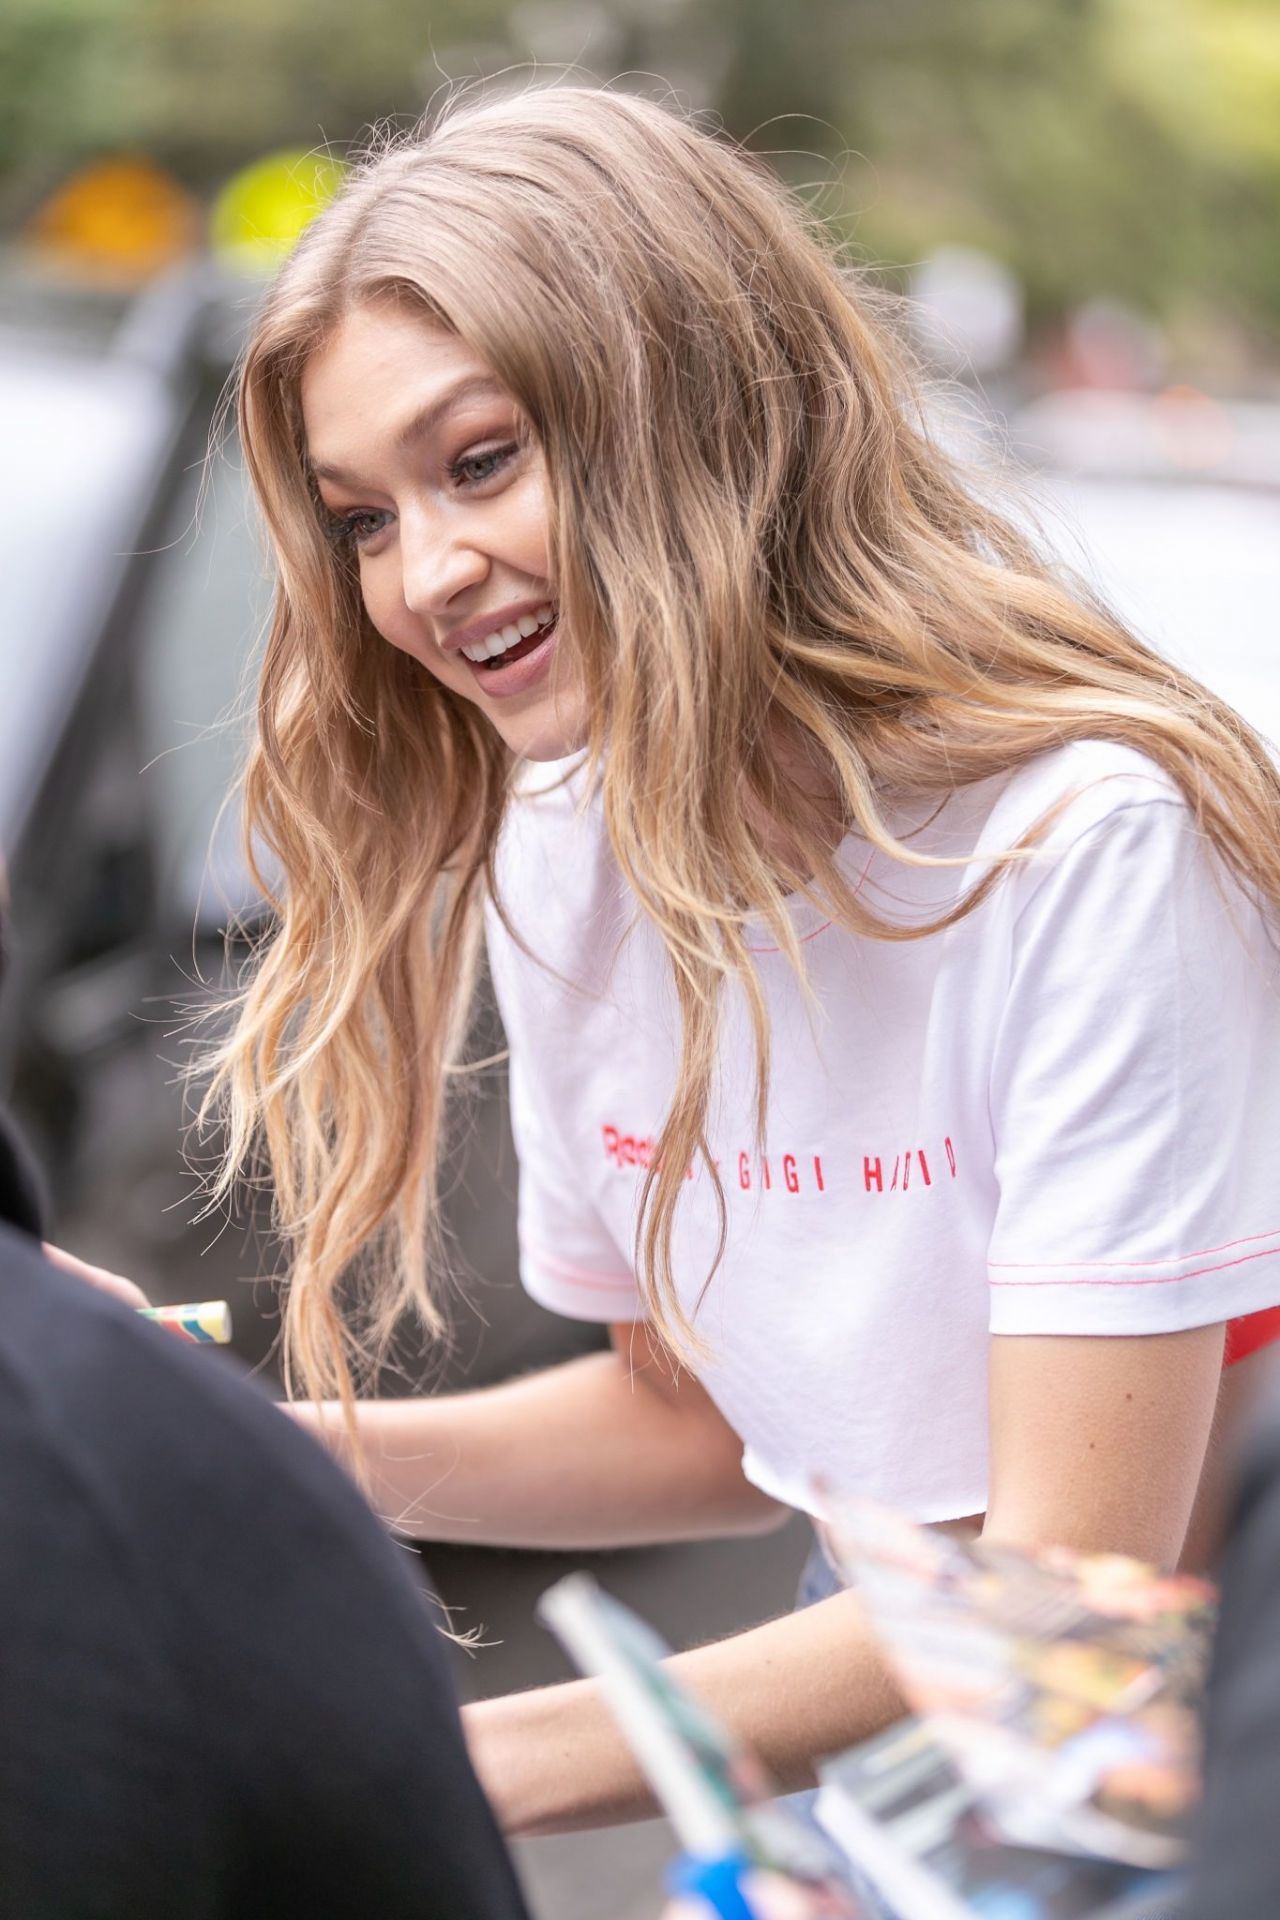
[484, 741, 1280, 1520]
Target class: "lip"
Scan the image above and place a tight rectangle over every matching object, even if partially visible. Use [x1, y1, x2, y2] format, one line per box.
[459, 614, 560, 699]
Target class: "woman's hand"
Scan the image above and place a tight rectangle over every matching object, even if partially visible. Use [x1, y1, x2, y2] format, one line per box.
[41, 1242, 149, 1311]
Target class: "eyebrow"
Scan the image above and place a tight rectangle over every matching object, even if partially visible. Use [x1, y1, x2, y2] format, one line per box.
[307, 373, 508, 486]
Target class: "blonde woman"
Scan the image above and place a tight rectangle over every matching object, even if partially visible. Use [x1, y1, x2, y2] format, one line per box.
[209, 84, 1280, 1841]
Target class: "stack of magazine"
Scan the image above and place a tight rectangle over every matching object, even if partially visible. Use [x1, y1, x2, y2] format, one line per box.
[541, 1496, 1215, 1919]
[815, 1496, 1213, 1916]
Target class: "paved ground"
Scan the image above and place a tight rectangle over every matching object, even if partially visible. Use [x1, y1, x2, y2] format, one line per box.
[56, 989, 813, 1920]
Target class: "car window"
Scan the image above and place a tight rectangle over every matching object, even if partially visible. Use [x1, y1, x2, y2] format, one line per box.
[134, 395, 273, 934]
[0, 343, 176, 847]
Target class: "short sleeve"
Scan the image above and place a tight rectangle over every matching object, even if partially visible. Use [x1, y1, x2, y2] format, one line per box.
[505, 1030, 645, 1325]
[987, 796, 1280, 1336]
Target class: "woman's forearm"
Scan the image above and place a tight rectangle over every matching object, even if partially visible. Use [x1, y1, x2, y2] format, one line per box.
[290, 1348, 784, 1548]
[465, 1586, 904, 1834]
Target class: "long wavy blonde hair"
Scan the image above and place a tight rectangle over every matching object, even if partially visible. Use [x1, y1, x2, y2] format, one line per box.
[202, 82, 1280, 1416]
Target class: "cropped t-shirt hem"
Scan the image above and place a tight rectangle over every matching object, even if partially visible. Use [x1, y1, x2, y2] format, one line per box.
[740, 1445, 989, 1526]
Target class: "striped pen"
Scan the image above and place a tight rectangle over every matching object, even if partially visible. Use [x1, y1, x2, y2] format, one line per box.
[139, 1300, 232, 1345]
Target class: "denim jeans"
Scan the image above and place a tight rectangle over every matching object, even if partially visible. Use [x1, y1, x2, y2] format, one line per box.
[795, 1533, 843, 1609]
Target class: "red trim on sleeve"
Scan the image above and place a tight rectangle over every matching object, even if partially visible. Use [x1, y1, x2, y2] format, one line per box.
[1225, 1307, 1280, 1368]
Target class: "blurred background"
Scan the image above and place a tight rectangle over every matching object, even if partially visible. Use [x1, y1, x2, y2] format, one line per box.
[2, 4, 1278, 1914]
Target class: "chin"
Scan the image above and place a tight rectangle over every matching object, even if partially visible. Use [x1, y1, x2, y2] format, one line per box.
[501, 695, 590, 763]
[512, 728, 590, 763]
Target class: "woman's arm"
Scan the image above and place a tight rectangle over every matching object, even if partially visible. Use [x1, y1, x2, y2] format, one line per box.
[291, 1320, 785, 1547]
[466, 1581, 899, 1834]
[466, 1323, 1227, 1833]
[983, 1322, 1226, 1566]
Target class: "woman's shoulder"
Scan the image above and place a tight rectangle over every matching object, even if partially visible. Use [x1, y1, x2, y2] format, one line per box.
[975, 738, 1185, 860]
[962, 738, 1266, 963]
[871, 741, 1186, 897]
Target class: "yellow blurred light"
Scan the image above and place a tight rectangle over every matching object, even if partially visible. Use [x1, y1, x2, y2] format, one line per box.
[26, 157, 201, 285]
[211, 150, 346, 276]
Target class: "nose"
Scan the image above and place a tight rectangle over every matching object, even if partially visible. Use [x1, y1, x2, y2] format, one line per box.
[398, 504, 489, 619]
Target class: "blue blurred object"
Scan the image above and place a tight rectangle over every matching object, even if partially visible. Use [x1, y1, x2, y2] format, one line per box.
[667, 1850, 759, 1920]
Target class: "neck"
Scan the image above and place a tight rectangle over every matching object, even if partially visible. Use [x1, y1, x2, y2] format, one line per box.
[742, 729, 846, 894]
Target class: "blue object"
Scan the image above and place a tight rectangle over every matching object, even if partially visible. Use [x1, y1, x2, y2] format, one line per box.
[667, 1850, 758, 1919]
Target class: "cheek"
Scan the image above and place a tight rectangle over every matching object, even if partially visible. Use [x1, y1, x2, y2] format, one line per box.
[357, 565, 422, 659]
[358, 564, 479, 701]
[351, 551, 392, 626]
[506, 467, 553, 577]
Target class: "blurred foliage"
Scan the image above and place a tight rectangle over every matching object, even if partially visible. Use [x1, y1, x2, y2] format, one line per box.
[3, 0, 1278, 345]
[837, 0, 1280, 344]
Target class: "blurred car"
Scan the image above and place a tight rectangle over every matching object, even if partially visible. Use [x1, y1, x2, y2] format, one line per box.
[0, 267, 213, 1192]
[1011, 388, 1280, 750]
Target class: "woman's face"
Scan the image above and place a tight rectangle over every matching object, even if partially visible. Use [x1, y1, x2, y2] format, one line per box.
[301, 301, 586, 761]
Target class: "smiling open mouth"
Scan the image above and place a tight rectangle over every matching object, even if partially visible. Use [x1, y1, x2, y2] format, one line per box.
[463, 603, 558, 671]
[478, 621, 556, 670]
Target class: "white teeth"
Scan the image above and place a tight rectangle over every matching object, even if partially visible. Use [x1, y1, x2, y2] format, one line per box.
[460, 605, 558, 663]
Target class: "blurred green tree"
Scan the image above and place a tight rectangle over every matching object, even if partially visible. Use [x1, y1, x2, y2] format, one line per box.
[2, 0, 1277, 348]
[0, 0, 507, 191]
[827, 0, 1280, 345]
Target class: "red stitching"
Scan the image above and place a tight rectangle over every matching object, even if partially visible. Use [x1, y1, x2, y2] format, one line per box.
[990, 1243, 1280, 1289]
[991, 1224, 1280, 1271]
[745, 849, 876, 955]
[746, 917, 834, 957]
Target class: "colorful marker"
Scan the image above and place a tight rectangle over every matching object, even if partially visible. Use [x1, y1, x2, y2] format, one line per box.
[139, 1300, 232, 1345]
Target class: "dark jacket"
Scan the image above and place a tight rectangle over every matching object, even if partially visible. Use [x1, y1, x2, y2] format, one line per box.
[0, 1121, 527, 1919]
[1181, 1396, 1280, 1918]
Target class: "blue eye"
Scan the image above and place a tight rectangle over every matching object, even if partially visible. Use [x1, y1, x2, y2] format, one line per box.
[449, 442, 518, 487]
[331, 509, 391, 550]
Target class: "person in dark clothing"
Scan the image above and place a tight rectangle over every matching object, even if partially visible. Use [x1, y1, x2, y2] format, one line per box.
[0, 1111, 529, 1919]
[0, 1105, 45, 1241]
[1179, 1390, 1280, 1920]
